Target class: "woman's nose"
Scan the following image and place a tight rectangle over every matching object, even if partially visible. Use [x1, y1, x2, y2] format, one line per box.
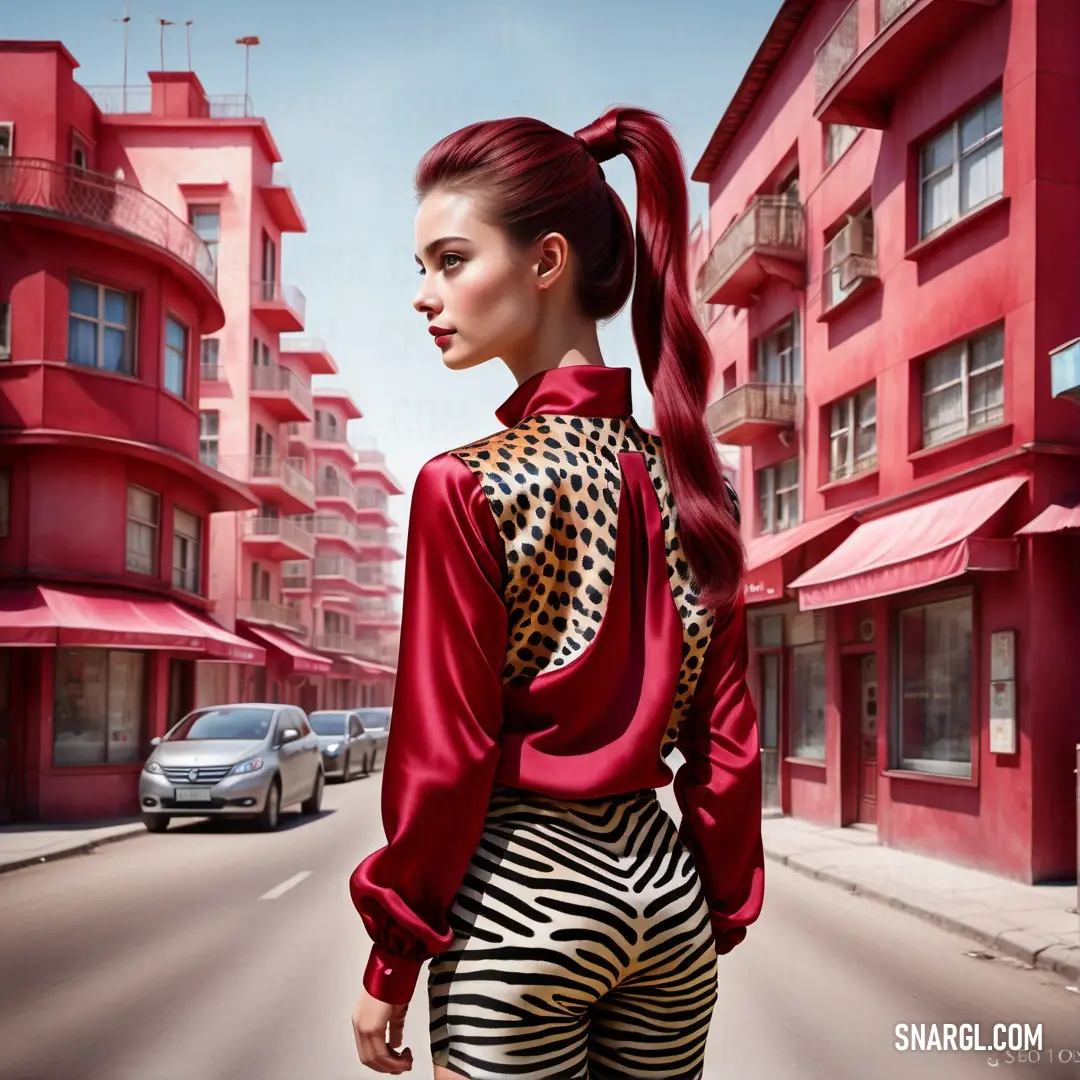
[413, 287, 440, 315]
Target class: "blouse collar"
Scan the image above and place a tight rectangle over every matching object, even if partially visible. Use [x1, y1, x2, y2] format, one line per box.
[495, 365, 633, 427]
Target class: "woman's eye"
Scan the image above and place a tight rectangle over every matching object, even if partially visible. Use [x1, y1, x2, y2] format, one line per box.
[442, 253, 463, 270]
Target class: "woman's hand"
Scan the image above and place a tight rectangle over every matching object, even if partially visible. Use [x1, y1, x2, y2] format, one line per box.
[351, 987, 412, 1073]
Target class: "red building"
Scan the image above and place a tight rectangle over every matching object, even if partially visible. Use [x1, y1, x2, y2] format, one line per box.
[0, 42, 266, 823]
[692, 0, 1080, 882]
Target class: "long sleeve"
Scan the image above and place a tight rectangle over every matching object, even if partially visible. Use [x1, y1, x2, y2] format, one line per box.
[673, 596, 764, 954]
[349, 451, 508, 1005]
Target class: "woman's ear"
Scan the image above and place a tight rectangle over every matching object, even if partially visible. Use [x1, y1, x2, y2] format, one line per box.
[535, 232, 570, 289]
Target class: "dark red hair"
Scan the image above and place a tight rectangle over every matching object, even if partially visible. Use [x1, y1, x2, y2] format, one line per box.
[415, 107, 744, 612]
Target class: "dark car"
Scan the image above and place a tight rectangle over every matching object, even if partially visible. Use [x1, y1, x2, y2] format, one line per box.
[355, 707, 391, 769]
[308, 710, 375, 781]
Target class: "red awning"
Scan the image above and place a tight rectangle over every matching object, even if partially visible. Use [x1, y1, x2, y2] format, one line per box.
[1017, 498, 1080, 535]
[0, 585, 264, 663]
[743, 510, 853, 605]
[240, 625, 332, 675]
[790, 475, 1027, 610]
[329, 656, 396, 679]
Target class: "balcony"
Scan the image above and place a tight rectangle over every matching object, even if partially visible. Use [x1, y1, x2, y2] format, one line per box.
[236, 598, 304, 634]
[313, 555, 360, 592]
[697, 196, 805, 309]
[706, 383, 803, 446]
[249, 455, 316, 515]
[316, 630, 356, 654]
[815, 0, 1002, 128]
[356, 564, 399, 594]
[356, 527, 404, 562]
[251, 279, 306, 333]
[316, 473, 356, 509]
[0, 157, 220, 326]
[243, 514, 315, 560]
[352, 448, 406, 496]
[821, 216, 879, 316]
[282, 560, 312, 594]
[311, 421, 355, 468]
[307, 513, 360, 548]
[250, 363, 313, 422]
[279, 337, 337, 375]
[1051, 338, 1080, 406]
[355, 598, 401, 629]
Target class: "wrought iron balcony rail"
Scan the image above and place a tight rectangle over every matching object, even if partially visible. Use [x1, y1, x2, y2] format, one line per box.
[0, 156, 215, 284]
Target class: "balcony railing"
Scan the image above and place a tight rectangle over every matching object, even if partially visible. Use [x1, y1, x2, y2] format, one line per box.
[314, 555, 357, 580]
[880, 0, 917, 28]
[356, 565, 392, 587]
[236, 598, 303, 631]
[697, 196, 805, 308]
[815, 0, 860, 103]
[282, 561, 312, 591]
[85, 85, 254, 117]
[200, 362, 223, 383]
[250, 363, 313, 414]
[317, 631, 355, 653]
[252, 279, 307, 322]
[317, 475, 356, 501]
[0, 157, 215, 284]
[706, 383, 803, 446]
[355, 487, 389, 512]
[314, 422, 348, 443]
[250, 455, 315, 501]
[244, 515, 316, 557]
[310, 514, 359, 542]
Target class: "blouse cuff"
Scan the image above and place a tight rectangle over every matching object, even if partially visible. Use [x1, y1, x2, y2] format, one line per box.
[363, 945, 423, 1005]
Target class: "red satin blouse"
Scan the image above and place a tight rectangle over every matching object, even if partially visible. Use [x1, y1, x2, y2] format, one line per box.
[350, 365, 764, 1005]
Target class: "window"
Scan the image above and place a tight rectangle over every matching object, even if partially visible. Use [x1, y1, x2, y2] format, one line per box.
[261, 231, 277, 296]
[920, 92, 1003, 239]
[250, 561, 271, 601]
[0, 301, 9, 359]
[0, 122, 12, 156]
[757, 458, 800, 534]
[68, 280, 134, 373]
[200, 338, 220, 380]
[172, 508, 201, 593]
[756, 315, 800, 385]
[252, 338, 272, 367]
[922, 323, 1004, 447]
[53, 648, 147, 766]
[164, 316, 188, 397]
[896, 596, 972, 777]
[189, 206, 220, 279]
[790, 643, 825, 760]
[824, 123, 860, 167]
[126, 485, 159, 575]
[72, 135, 89, 170]
[0, 469, 9, 537]
[829, 384, 877, 480]
[199, 411, 219, 468]
[823, 207, 874, 311]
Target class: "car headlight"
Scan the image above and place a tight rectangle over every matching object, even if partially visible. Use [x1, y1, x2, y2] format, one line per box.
[325, 742, 342, 755]
[231, 757, 264, 775]
[144, 760, 163, 774]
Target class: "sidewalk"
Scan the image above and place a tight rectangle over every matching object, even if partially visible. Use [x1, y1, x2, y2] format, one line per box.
[0, 818, 145, 875]
[762, 815, 1080, 982]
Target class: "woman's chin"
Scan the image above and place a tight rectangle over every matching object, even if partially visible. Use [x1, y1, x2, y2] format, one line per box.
[442, 346, 487, 372]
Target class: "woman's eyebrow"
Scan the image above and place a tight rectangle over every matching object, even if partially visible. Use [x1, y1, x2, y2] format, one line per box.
[415, 235, 472, 263]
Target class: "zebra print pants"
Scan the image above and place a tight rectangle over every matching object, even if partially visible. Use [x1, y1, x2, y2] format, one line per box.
[429, 785, 718, 1079]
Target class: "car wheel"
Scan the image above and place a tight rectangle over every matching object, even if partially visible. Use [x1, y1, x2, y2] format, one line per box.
[370, 749, 379, 772]
[143, 813, 170, 833]
[301, 770, 324, 815]
[257, 779, 281, 832]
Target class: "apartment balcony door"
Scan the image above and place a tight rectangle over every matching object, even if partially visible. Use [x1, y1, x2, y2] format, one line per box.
[758, 652, 781, 809]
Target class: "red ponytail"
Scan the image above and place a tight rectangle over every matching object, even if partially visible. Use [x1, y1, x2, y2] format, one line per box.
[416, 107, 744, 611]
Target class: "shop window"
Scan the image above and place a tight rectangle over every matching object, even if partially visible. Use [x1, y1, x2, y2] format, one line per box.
[0, 301, 10, 359]
[68, 280, 134, 374]
[199, 411, 219, 468]
[755, 315, 800, 386]
[922, 323, 1004, 447]
[757, 458, 800, 535]
[189, 205, 220, 281]
[919, 91, 1003, 240]
[829, 383, 877, 480]
[164, 315, 188, 397]
[824, 123, 860, 168]
[0, 468, 9, 537]
[126, 485, 159, 575]
[790, 642, 826, 760]
[53, 648, 147, 766]
[895, 596, 972, 777]
[172, 507, 201, 594]
[200, 338, 220, 381]
[0, 122, 12, 156]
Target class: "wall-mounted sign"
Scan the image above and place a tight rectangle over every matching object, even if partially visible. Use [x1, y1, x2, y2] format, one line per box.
[989, 679, 1016, 754]
[990, 631, 1015, 681]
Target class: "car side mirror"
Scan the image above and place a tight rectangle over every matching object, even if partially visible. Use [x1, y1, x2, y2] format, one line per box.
[150, 736, 162, 746]
[281, 727, 300, 744]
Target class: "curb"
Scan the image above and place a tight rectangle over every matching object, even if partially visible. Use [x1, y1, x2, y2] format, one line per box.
[0, 824, 146, 877]
[763, 848, 1080, 983]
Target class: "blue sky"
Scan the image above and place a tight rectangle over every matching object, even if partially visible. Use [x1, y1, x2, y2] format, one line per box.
[5, 0, 774, 529]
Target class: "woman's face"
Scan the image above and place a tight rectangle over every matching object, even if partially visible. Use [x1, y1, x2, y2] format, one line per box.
[413, 189, 542, 370]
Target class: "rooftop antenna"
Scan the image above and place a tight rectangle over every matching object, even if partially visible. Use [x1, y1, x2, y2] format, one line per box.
[185, 20, 194, 71]
[110, 0, 132, 111]
[158, 17, 175, 71]
[235, 35, 260, 116]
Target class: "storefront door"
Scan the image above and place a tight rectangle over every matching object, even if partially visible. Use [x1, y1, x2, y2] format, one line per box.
[857, 653, 878, 824]
[0, 651, 12, 823]
[759, 653, 781, 809]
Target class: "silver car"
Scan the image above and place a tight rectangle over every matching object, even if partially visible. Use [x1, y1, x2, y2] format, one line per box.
[355, 707, 391, 770]
[139, 703, 325, 833]
[308, 710, 375, 781]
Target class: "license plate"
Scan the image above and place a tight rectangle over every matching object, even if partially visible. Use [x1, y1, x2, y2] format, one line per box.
[174, 787, 214, 803]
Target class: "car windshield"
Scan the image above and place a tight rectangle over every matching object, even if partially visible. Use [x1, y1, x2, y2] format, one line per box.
[309, 712, 349, 737]
[168, 706, 274, 741]
[357, 708, 391, 731]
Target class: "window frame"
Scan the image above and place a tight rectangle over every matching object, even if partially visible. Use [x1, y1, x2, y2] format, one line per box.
[0, 121, 12, 156]
[0, 300, 10, 359]
[921, 323, 1005, 448]
[789, 641, 826, 761]
[125, 484, 160, 576]
[200, 338, 220, 380]
[824, 123, 861, 169]
[163, 314, 189, 398]
[756, 457, 801, 536]
[823, 206, 874, 311]
[188, 204, 221, 281]
[828, 382, 878, 481]
[755, 314, 801, 386]
[918, 91, 1003, 241]
[67, 279, 136, 375]
[172, 506, 202, 594]
[199, 410, 219, 468]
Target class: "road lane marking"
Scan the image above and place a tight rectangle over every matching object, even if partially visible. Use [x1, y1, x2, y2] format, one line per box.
[260, 871, 311, 900]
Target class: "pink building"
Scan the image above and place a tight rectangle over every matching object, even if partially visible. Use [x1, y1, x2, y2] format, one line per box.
[690, 0, 1080, 882]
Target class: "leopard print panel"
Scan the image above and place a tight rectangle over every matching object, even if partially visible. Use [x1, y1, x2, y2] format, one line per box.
[449, 413, 716, 754]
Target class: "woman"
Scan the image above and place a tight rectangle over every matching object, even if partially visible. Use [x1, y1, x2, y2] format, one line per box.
[350, 106, 764, 1079]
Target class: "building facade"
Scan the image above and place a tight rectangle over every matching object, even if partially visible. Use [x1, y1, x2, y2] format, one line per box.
[0, 42, 402, 823]
[692, 0, 1080, 882]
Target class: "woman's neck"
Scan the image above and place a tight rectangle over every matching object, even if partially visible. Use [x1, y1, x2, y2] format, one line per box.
[503, 312, 606, 387]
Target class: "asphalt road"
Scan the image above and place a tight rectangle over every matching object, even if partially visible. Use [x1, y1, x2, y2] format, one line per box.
[1, 769, 1077, 1080]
